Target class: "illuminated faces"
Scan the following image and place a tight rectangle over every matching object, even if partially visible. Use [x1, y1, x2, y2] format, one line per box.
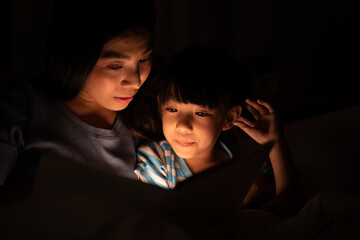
[81, 27, 152, 111]
[161, 100, 229, 162]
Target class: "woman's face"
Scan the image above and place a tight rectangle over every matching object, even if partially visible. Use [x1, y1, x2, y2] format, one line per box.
[80, 27, 152, 111]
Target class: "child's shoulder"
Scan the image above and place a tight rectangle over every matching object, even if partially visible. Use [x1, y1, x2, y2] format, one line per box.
[217, 140, 233, 159]
[137, 139, 166, 156]
[138, 139, 172, 152]
[137, 139, 177, 164]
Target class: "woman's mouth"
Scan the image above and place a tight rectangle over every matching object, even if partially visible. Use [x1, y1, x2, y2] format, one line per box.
[114, 96, 134, 103]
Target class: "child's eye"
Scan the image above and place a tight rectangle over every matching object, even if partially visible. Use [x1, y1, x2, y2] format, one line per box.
[195, 112, 211, 117]
[165, 107, 177, 113]
[108, 65, 123, 70]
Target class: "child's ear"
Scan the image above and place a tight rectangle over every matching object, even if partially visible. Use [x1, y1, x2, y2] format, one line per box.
[222, 105, 242, 131]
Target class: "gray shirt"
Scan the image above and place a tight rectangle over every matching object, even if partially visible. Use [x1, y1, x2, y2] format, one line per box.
[0, 79, 137, 184]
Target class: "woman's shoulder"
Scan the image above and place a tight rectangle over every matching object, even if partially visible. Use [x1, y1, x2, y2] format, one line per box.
[0, 77, 30, 94]
[0, 75, 53, 128]
[0, 77, 34, 116]
[0, 75, 46, 101]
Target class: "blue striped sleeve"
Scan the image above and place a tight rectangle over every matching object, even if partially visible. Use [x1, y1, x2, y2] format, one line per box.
[135, 141, 171, 189]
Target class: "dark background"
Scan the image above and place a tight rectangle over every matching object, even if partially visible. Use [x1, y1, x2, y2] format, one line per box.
[1, 0, 358, 123]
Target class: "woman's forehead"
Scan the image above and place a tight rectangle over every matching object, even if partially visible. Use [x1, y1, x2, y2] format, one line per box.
[101, 29, 152, 57]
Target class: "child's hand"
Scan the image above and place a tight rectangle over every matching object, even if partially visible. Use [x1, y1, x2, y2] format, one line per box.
[233, 99, 282, 145]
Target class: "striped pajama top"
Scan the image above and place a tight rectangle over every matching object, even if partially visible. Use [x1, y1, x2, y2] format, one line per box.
[134, 140, 232, 189]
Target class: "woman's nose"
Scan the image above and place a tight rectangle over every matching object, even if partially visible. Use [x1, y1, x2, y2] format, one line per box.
[121, 67, 141, 89]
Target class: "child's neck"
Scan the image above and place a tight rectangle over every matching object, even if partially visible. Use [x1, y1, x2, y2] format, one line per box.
[185, 145, 231, 174]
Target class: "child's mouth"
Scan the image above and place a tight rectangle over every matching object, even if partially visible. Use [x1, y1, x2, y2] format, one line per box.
[175, 140, 194, 147]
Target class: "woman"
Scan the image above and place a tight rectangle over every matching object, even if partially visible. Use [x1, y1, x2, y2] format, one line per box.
[0, 0, 156, 185]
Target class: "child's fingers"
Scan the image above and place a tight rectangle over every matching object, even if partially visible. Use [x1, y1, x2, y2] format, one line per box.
[233, 120, 251, 130]
[246, 98, 270, 115]
[257, 99, 274, 113]
[233, 121, 255, 137]
[235, 116, 255, 127]
[246, 102, 260, 120]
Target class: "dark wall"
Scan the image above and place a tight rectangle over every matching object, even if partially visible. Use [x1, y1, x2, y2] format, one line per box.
[0, 0, 54, 80]
[0, 1, 13, 82]
[152, 0, 359, 123]
[2, 0, 359, 123]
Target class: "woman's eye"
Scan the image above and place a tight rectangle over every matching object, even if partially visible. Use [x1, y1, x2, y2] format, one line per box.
[108, 65, 123, 70]
[195, 112, 211, 117]
[165, 107, 177, 113]
[139, 56, 152, 63]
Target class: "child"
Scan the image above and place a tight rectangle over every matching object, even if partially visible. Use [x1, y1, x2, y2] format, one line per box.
[135, 45, 304, 217]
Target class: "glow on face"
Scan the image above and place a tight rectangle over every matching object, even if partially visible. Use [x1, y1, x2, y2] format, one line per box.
[161, 100, 227, 162]
[81, 27, 152, 111]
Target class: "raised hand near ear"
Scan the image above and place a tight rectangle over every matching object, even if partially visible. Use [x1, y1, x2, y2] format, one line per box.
[235, 99, 305, 217]
[233, 99, 282, 145]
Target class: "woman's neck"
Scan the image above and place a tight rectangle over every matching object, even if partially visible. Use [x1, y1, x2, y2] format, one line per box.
[64, 97, 117, 129]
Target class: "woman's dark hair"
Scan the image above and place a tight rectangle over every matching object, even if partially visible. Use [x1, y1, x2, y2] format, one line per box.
[121, 55, 165, 142]
[44, 0, 156, 100]
[124, 45, 252, 142]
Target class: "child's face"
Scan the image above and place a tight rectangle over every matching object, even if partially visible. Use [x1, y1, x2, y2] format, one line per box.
[80, 27, 152, 111]
[161, 99, 227, 161]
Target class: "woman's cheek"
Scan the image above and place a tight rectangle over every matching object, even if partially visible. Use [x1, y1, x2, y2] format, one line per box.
[140, 63, 152, 83]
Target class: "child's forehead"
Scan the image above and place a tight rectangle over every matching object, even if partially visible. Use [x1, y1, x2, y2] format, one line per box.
[162, 98, 215, 109]
[159, 83, 226, 112]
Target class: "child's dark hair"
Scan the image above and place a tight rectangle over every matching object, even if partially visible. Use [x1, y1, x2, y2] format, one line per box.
[159, 45, 251, 115]
[41, 0, 156, 101]
[124, 45, 252, 142]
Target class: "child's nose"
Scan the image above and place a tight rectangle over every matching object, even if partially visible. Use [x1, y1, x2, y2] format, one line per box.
[120, 67, 141, 89]
[176, 115, 193, 133]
